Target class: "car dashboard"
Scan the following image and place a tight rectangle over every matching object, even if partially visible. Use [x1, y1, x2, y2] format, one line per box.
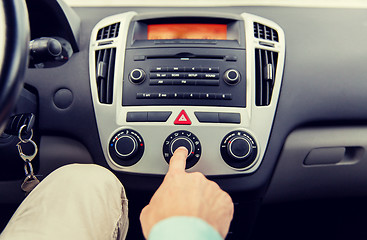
[2, 1, 367, 239]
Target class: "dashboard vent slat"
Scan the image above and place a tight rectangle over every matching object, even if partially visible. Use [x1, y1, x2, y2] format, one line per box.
[255, 49, 278, 106]
[95, 48, 116, 104]
[254, 22, 279, 42]
[96, 22, 121, 40]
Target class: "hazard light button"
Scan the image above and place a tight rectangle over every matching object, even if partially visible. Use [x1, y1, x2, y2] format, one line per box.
[174, 110, 191, 125]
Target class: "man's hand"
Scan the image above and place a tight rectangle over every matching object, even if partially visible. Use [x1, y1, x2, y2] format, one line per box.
[140, 147, 234, 239]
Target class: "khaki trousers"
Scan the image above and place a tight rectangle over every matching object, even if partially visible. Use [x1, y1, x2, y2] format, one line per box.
[0, 164, 129, 240]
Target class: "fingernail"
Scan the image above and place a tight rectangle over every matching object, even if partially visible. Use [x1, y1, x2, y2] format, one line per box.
[177, 146, 188, 153]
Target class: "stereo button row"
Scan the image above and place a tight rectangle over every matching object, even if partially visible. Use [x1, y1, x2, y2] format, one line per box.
[150, 80, 219, 86]
[150, 73, 219, 79]
[150, 67, 219, 73]
[136, 93, 232, 100]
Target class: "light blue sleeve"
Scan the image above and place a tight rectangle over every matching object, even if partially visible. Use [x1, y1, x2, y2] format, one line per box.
[148, 216, 223, 240]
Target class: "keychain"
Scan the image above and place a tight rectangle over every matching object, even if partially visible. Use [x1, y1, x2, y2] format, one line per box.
[16, 125, 40, 195]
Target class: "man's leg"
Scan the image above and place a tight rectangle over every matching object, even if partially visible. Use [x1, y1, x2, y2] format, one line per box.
[0, 164, 128, 240]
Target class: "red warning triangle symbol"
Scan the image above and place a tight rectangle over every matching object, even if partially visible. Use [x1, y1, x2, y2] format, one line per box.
[174, 110, 191, 125]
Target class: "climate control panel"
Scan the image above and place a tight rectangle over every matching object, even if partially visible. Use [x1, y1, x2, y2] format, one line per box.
[108, 128, 258, 171]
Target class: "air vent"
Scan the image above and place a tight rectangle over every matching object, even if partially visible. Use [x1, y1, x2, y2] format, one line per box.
[255, 49, 278, 106]
[96, 23, 120, 40]
[253, 22, 279, 42]
[95, 48, 116, 104]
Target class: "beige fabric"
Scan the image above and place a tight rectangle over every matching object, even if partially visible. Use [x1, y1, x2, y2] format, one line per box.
[0, 164, 129, 240]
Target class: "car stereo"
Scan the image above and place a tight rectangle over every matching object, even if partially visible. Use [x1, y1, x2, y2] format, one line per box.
[89, 11, 285, 175]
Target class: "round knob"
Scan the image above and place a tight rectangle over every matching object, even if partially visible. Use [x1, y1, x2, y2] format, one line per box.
[227, 136, 252, 160]
[129, 68, 146, 84]
[170, 137, 195, 158]
[163, 131, 201, 169]
[223, 69, 240, 85]
[220, 131, 258, 169]
[109, 129, 145, 167]
[115, 134, 138, 159]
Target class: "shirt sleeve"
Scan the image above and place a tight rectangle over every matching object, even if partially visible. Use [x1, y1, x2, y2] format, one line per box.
[148, 216, 223, 240]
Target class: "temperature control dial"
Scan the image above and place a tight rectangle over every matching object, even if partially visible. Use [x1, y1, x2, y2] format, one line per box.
[109, 129, 144, 167]
[163, 130, 201, 169]
[220, 131, 258, 169]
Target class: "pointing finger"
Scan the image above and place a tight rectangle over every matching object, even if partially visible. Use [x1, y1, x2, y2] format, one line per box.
[167, 147, 188, 173]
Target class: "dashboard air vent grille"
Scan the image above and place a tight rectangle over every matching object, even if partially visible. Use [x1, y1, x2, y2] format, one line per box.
[95, 48, 116, 104]
[255, 49, 278, 106]
[253, 22, 279, 42]
[96, 23, 120, 40]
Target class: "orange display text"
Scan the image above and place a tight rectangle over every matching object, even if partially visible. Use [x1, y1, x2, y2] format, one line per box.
[147, 24, 227, 40]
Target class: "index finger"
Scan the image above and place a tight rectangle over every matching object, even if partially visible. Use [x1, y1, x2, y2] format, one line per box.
[167, 147, 188, 173]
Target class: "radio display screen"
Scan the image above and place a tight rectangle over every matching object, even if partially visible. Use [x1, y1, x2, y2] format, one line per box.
[147, 24, 227, 40]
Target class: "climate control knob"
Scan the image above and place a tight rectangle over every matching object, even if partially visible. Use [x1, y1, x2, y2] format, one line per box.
[163, 130, 201, 169]
[115, 135, 138, 159]
[129, 68, 146, 84]
[227, 136, 253, 160]
[220, 131, 258, 169]
[109, 129, 144, 167]
[223, 69, 240, 85]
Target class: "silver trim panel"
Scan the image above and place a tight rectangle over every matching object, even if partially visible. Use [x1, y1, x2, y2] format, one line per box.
[89, 11, 285, 175]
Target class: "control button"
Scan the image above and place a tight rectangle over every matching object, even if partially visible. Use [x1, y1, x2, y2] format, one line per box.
[228, 137, 252, 160]
[134, 55, 146, 61]
[170, 137, 195, 158]
[163, 130, 201, 169]
[150, 67, 168, 72]
[223, 69, 241, 85]
[202, 67, 220, 73]
[185, 67, 202, 72]
[203, 73, 219, 79]
[188, 93, 200, 99]
[218, 113, 240, 124]
[194, 112, 219, 123]
[150, 73, 167, 79]
[172, 80, 195, 85]
[168, 67, 185, 72]
[158, 93, 169, 98]
[126, 112, 148, 122]
[129, 69, 146, 84]
[196, 80, 219, 86]
[109, 129, 144, 167]
[174, 110, 191, 125]
[115, 135, 138, 158]
[148, 112, 172, 122]
[137, 93, 159, 99]
[167, 73, 184, 78]
[216, 93, 232, 100]
[225, 56, 238, 62]
[172, 93, 184, 99]
[150, 80, 172, 85]
[220, 131, 258, 169]
[199, 93, 216, 99]
[187, 73, 203, 79]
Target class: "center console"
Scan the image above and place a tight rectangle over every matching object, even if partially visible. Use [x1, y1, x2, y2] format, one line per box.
[89, 11, 285, 175]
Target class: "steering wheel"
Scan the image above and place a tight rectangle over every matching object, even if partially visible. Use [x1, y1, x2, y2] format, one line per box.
[0, 0, 30, 131]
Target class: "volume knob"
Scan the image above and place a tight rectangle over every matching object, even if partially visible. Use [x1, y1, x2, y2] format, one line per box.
[223, 69, 240, 85]
[129, 68, 146, 84]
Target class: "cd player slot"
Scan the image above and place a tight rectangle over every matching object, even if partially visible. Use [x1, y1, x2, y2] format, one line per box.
[146, 54, 225, 60]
